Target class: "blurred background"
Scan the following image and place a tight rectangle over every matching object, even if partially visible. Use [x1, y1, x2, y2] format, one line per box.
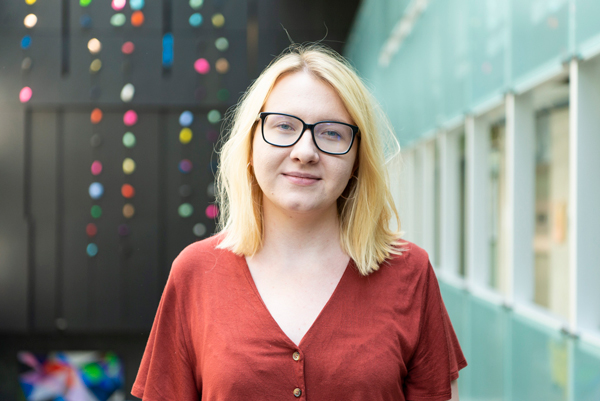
[1, 0, 599, 400]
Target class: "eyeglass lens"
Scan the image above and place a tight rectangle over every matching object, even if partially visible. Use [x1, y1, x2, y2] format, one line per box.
[263, 114, 353, 154]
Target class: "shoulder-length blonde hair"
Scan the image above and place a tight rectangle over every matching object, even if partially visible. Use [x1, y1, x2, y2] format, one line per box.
[215, 43, 404, 276]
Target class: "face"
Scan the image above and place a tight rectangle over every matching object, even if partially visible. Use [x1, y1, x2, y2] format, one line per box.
[251, 71, 358, 217]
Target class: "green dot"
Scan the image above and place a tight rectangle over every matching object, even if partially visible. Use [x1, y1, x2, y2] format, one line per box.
[217, 89, 229, 101]
[178, 203, 194, 218]
[215, 37, 229, 51]
[122, 132, 136, 148]
[91, 205, 102, 218]
[110, 13, 126, 27]
[207, 109, 221, 124]
[80, 0, 92, 6]
[189, 0, 203, 9]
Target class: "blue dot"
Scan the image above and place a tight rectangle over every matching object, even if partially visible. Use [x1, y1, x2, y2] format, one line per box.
[21, 36, 31, 50]
[179, 111, 194, 126]
[87, 243, 98, 257]
[130, 0, 144, 10]
[80, 14, 92, 28]
[189, 13, 203, 27]
[89, 182, 104, 199]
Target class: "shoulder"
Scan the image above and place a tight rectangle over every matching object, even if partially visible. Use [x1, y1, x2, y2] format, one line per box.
[374, 240, 433, 284]
[168, 232, 236, 284]
[385, 239, 430, 271]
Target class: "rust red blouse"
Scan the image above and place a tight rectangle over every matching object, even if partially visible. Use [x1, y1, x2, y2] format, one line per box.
[132, 235, 467, 401]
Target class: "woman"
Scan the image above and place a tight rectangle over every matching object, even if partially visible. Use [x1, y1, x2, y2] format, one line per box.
[132, 44, 467, 401]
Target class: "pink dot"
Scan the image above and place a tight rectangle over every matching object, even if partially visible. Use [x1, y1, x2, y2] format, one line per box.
[205, 204, 219, 219]
[123, 110, 138, 126]
[194, 58, 210, 74]
[121, 41, 135, 55]
[91, 160, 103, 175]
[19, 87, 32, 103]
[112, 0, 126, 10]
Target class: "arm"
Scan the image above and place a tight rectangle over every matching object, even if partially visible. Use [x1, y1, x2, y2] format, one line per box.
[449, 380, 459, 401]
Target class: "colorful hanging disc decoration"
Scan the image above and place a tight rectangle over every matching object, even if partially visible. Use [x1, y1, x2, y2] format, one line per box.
[91, 205, 102, 218]
[189, 13, 202, 27]
[24, 14, 38, 28]
[123, 203, 135, 218]
[122, 158, 136, 174]
[91, 161, 103, 175]
[122, 132, 136, 148]
[205, 204, 219, 219]
[80, 14, 92, 28]
[207, 110, 221, 124]
[178, 203, 194, 218]
[131, 11, 144, 27]
[123, 110, 138, 126]
[190, 0, 203, 9]
[21, 36, 32, 50]
[88, 38, 101, 54]
[86, 223, 98, 237]
[179, 111, 194, 126]
[80, 0, 92, 7]
[120, 83, 135, 102]
[179, 128, 193, 144]
[193, 223, 207, 237]
[215, 37, 229, 51]
[179, 159, 193, 173]
[215, 58, 229, 74]
[90, 59, 102, 73]
[19, 87, 32, 103]
[111, 13, 126, 27]
[211, 13, 224, 28]
[130, 0, 145, 10]
[89, 182, 104, 200]
[86, 243, 98, 257]
[121, 184, 135, 198]
[111, 0, 126, 10]
[194, 58, 210, 74]
[90, 108, 103, 124]
[122, 41, 135, 54]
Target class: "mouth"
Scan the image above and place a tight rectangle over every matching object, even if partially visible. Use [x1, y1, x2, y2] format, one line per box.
[282, 172, 321, 185]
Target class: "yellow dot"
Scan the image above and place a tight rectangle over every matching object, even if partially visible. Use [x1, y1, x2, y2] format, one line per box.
[122, 158, 136, 174]
[90, 59, 102, 73]
[211, 13, 225, 28]
[26, 0, 37, 5]
[179, 128, 193, 144]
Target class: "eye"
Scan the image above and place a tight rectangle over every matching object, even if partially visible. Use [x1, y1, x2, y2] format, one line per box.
[319, 130, 342, 141]
[276, 122, 295, 131]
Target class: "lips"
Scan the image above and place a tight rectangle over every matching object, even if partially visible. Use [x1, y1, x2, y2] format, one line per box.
[282, 172, 321, 185]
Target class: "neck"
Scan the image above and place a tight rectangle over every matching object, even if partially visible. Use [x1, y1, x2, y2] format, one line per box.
[253, 199, 346, 269]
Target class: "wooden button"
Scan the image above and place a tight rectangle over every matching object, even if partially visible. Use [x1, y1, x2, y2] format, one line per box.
[292, 351, 300, 361]
[293, 388, 302, 397]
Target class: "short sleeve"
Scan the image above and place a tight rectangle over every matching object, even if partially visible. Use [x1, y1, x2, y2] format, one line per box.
[132, 263, 200, 401]
[403, 260, 467, 401]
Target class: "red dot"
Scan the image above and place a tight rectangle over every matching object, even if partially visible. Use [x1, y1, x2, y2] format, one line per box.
[86, 223, 98, 237]
[121, 184, 135, 198]
[90, 108, 103, 124]
[121, 41, 135, 55]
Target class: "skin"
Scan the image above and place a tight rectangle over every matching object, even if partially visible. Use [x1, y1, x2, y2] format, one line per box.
[246, 70, 459, 400]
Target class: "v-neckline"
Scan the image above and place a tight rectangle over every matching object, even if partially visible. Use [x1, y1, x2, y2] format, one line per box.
[240, 255, 353, 349]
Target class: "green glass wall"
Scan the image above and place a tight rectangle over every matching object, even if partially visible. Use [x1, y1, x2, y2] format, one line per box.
[345, 0, 600, 145]
[440, 281, 600, 401]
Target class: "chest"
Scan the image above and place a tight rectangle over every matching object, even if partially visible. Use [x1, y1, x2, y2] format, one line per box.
[246, 262, 347, 346]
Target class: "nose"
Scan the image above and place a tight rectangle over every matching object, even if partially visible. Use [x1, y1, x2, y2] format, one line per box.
[289, 127, 320, 164]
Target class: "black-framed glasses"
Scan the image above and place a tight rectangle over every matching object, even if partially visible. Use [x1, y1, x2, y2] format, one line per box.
[258, 112, 359, 155]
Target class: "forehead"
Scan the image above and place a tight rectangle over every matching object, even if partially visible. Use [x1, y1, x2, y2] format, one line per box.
[263, 71, 354, 124]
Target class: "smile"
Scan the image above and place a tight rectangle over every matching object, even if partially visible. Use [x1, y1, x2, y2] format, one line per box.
[282, 172, 321, 186]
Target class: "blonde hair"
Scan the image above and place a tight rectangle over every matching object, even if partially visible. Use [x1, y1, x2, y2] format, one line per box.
[215, 43, 404, 275]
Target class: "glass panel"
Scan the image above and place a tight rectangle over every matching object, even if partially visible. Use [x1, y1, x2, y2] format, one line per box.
[511, 0, 569, 81]
[534, 106, 570, 319]
[512, 314, 568, 401]
[575, 0, 600, 50]
[574, 340, 600, 401]
[468, 0, 509, 105]
[489, 123, 508, 293]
